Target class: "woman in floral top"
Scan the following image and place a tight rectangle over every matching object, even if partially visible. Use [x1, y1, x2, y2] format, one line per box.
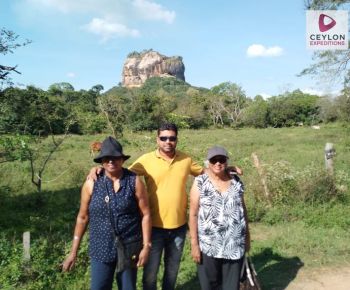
[189, 146, 250, 290]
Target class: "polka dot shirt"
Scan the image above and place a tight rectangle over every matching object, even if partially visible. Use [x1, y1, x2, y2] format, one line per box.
[88, 168, 142, 263]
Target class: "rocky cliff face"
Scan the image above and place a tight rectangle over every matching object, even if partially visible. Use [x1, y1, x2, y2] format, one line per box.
[122, 50, 185, 87]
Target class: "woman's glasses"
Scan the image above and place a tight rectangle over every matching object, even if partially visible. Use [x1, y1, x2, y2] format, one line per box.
[102, 156, 123, 163]
[159, 136, 177, 142]
[209, 156, 227, 164]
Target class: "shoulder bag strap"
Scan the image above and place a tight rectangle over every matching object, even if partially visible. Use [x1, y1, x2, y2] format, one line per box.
[104, 176, 126, 272]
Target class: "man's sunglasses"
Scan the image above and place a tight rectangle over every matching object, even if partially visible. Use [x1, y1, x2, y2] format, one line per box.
[209, 156, 227, 164]
[159, 136, 177, 142]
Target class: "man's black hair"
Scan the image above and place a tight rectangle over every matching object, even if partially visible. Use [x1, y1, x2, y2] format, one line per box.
[157, 123, 178, 136]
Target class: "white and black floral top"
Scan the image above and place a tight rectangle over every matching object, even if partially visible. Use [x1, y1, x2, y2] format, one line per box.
[196, 173, 246, 260]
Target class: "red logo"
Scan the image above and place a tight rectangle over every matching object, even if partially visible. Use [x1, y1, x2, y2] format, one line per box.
[318, 13, 336, 32]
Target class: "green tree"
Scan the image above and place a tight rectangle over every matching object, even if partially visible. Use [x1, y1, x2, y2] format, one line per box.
[335, 87, 350, 122]
[98, 91, 130, 137]
[46, 83, 105, 134]
[266, 90, 320, 127]
[174, 87, 210, 128]
[48, 82, 75, 102]
[288, 90, 319, 124]
[0, 134, 31, 163]
[69, 86, 102, 133]
[90, 84, 104, 95]
[0, 28, 31, 86]
[210, 82, 247, 126]
[20, 123, 73, 193]
[241, 97, 268, 128]
[129, 92, 168, 131]
[317, 96, 339, 122]
[48, 82, 75, 93]
[0, 86, 71, 135]
[205, 91, 225, 126]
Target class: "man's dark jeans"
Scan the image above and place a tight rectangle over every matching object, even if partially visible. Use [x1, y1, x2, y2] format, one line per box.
[142, 224, 187, 290]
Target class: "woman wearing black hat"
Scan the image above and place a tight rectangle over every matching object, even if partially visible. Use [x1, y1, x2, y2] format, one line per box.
[62, 136, 151, 290]
[189, 146, 250, 290]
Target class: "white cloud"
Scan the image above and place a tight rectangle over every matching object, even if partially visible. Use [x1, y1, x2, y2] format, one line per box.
[301, 88, 340, 97]
[24, 0, 174, 40]
[26, 0, 175, 23]
[132, 0, 175, 23]
[259, 93, 272, 99]
[85, 18, 140, 41]
[67, 72, 76, 78]
[301, 88, 324, 96]
[246, 44, 283, 58]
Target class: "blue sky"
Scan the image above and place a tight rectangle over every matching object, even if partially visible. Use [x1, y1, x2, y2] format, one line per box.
[0, 0, 343, 97]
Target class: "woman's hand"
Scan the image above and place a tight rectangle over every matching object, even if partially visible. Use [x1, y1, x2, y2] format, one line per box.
[233, 166, 243, 175]
[137, 247, 151, 267]
[62, 252, 77, 272]
[226, 166, 243, 176]
[87, 166, 103, 181]
[191, 243, 201, 264]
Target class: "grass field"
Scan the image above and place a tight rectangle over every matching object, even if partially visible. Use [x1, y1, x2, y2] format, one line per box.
[0, 124, 349, 289]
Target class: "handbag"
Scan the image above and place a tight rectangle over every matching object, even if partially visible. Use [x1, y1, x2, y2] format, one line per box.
[123, 239, 143, 269]
[240, 255, 262, 290]
[104, 177, 143, 272]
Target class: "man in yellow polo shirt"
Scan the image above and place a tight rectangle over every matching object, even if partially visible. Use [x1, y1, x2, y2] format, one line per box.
[129, 123, 202, 290]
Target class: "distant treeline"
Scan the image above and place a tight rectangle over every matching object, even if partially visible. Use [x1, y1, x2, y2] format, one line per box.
[1, 77, 349, 136]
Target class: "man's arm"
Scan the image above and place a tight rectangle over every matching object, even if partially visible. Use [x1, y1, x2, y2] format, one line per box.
[190, 158, 204, 177]
[128, 158, 146, 176]
[87, 166, 103, 181]
[86, 155, 149, 181]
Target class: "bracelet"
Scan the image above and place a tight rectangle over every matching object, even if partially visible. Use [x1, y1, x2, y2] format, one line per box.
[74, 236, 80, 240]
[143, 242, 152, 249]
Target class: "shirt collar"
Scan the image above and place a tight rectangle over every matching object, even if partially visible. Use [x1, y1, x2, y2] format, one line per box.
[155, 149, 178, 161]
[104, 168, 126, 188]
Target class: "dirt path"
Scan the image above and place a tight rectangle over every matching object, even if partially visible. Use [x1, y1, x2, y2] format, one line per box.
[286, 266, 350, 290]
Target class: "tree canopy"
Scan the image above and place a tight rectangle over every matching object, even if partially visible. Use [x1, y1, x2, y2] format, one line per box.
[1, 76, 336, 136]
[0, 28, 31, 86]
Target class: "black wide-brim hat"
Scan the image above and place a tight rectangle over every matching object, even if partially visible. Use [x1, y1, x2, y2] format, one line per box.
[93, 136, 130, 163]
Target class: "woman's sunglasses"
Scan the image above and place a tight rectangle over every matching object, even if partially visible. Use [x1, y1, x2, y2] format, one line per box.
[102, 156, 123, 163]
[209, 156, 227, 164]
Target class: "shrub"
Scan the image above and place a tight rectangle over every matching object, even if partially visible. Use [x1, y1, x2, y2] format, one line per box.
[166, 113, 191, 129]
[246, 161, 350, 224]
[77, 112, 107, 135]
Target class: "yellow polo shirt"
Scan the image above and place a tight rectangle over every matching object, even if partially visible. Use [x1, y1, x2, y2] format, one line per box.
[129, 150, 203, 229]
